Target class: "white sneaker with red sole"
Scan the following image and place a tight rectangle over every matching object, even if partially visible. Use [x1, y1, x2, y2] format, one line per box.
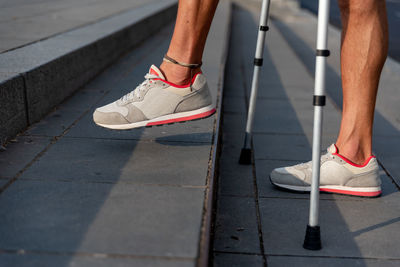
[93, 65, 215, 130]
[269, 144, 382, 197]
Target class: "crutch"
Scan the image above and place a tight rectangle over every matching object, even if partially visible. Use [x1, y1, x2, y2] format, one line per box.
[303, 0, 330, 250]
[239, 0, 271, 165]
[238, 0, 331, 250]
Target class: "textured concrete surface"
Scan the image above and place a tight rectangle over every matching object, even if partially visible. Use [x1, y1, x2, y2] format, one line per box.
[212, 1, 400, 266]
[0, 1, 231, 266]
[0, 0, 177, 146]
[0, 75, 27, 145]
[0, 0, 156, 53]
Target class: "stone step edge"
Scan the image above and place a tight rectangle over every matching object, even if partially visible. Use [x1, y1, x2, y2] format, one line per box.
[0, 0, 178, 146]
[198, 0, 232, 266]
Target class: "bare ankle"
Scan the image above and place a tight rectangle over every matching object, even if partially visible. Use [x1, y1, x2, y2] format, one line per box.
[335, 140, 372, 165]
[159, 62, 201, 85]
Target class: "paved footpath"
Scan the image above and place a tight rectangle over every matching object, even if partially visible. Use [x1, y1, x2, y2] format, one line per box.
[0, 0, 158, 53]
[0, 1, 230, 266]
[213, 1, 400, 266]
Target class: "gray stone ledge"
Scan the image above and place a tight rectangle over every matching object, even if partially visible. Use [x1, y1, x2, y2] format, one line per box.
[0, 0, 177, 145]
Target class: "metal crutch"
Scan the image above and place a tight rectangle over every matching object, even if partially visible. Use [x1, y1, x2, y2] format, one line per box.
[238, 0, 330, 250]
[239, 0, 271, 165]
[303, 0, 330, 250]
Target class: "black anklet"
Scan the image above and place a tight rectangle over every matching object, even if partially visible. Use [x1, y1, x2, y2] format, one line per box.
[163, 54, 202, 69]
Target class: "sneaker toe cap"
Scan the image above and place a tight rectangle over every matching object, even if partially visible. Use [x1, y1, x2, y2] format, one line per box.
[270, 167, 309, 186]
[93, 109, 129, 125]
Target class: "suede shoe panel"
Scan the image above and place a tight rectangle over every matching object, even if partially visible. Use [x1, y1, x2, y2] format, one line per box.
[174, 84, 212, 113]
[93, 111, 129, 125]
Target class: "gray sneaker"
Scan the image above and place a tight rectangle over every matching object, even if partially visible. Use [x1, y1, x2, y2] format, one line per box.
[269, 144, 381, 197]
[93, 65, 215, 129]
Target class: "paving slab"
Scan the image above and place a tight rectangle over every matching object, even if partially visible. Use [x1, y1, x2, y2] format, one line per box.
[222, 95, 248, 115]
[218, 158, 254, 197]
[213, 252, 264, 267]
[0, 180, 204, 258]
[213, 196, 261, 254]
[373, 136, 400, 187]
[0, 136, 52, 179]
[253, 98, 341, 136]
[213, 1, 400, 266]
[0, 178, 9, 187]
[222, 113, 246, 134]
[0, 254, 195, 267]
[20, 138, 210, 186]
[0, 0, 157, 53]
[259, 194, 400, 259]
[267, 256, 400, 267]
[253, 133, 337, 161]
[0, 1, 231, 266]
[0, 0, 178, 145]
[218, 118, 253, 197]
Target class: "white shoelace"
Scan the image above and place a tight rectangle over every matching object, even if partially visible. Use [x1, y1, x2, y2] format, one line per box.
[297, 152, 334, 170]
[120, 73, 159, 102]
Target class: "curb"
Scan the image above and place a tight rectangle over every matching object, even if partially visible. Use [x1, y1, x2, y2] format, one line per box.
[197, 1, 232, 266]
[0, 0, 177, 146]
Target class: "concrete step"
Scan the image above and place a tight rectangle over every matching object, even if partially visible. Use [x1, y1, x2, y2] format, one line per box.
[213, 1, 400, 266]
[0, 0, 177, 146]
[0, 0, 231, 266]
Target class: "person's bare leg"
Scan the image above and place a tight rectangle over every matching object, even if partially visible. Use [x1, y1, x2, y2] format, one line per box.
[159, 0, 219, 85]
[335, 0, 388, 164]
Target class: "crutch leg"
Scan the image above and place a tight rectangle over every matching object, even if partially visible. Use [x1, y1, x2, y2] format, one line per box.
[303, 0, 330, 251]
[239, 0, 271, 165]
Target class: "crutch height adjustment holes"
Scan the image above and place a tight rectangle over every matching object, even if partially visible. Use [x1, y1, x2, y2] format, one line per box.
[260, 25, 269, 31]
[313, 95, 326, 106]
[316, 49, 330, 57]
[254, 58, 263, 66]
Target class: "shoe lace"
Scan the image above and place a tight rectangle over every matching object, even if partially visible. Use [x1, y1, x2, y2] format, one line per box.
[297, 152, 334, 170]
[120, 73, 159, 102]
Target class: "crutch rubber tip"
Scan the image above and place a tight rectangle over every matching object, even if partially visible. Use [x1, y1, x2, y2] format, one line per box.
[303, 225, 322, 250]
[239, 148, 252, 165]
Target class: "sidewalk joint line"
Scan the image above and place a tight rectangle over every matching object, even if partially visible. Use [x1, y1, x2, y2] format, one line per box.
[18, 177, 207, 189]
[265, 253, 400, 261]
[377, 158, 400, 190]
[0, 248, 194, 261]
[214, 250, 264, 256]
[25, 134, 212, 145]
[219, 193, 255, 198]
[239, 48, 268, 267]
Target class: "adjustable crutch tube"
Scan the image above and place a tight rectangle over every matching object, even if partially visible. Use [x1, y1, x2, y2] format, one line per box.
[303, 0, 330, 251]
[239, 0, 271, 165]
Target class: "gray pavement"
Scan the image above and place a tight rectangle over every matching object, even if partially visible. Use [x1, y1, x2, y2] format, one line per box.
[0, 0, 177, 146]
[0, 1, 230, 266]
[213, 1, 400, 266]
[1, 0, 400, 266]
[0, 0, 156, 53]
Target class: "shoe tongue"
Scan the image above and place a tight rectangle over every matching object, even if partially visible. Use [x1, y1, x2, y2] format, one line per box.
[149, 65, 165, 79]
[327, 144, 338, 154]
